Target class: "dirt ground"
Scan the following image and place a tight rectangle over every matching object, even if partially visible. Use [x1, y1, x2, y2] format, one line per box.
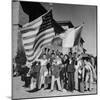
[12, 76, 97, 99]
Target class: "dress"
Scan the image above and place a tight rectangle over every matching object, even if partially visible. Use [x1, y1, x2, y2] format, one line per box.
[38, 59, 48, 89]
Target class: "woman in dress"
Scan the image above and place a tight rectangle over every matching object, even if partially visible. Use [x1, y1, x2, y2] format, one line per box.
[36, 54, 48, 90]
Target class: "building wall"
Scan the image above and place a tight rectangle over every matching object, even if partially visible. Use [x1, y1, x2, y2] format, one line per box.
[12, 1, 19, 58]
[12, 1, 29, 58]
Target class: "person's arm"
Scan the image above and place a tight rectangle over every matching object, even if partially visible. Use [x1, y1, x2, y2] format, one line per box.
[35, 58, 41, 62]
[90, 62, 96, 79]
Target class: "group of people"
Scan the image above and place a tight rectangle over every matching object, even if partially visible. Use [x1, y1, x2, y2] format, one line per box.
[13, 49, 97, 93]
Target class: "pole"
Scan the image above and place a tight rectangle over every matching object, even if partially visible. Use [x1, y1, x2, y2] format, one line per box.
[49, 3, 53, 11]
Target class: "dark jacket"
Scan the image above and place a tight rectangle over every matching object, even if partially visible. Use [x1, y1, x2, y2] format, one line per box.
[51, 64, 62, 78]
[62, 59, 69, 71]
[67, 59, 75, 73]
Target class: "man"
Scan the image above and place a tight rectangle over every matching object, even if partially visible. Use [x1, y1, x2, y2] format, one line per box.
[67, 53, 75, 92]
[29, 61, 41, 90]
[50, 55, 62, 92]
[21, 62, 32, 88]
[47, 53, 55, 75]
[61, 54, 69, 90]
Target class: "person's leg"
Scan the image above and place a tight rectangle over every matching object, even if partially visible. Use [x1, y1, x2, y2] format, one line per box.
[50, 76, 55, 91]
[44, 71, 48, 89]
[64, 71, 68, 89]
[57, 77, 62, 91]
[78, 78, 81, 92]
[71, 72, 75, 91]
[30, 77, 36, 90]
[36, 72, 39, 89]
[85, 73, 89, 90]
[75, 70, 78, 90]
[25, 76, 31, 87]
[68, 73, 71, 91]
[61, 80, 64, 89]
[39, 75, 44, 89]
[60, 70, 63, 89]
[69, 73, 72, 91]
[89, 72, 92, 91]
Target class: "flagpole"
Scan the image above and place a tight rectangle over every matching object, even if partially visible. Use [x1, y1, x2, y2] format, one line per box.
[49, 3, 53, 11]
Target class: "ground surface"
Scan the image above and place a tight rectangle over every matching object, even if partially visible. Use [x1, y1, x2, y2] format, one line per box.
[12, 76, 97, 99]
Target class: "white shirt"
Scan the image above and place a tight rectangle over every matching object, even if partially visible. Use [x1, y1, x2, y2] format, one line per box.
[75, 60, 82, 70]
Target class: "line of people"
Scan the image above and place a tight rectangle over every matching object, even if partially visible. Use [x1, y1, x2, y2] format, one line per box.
[13, 50, 96, 93]
[22, 51, 96, 93]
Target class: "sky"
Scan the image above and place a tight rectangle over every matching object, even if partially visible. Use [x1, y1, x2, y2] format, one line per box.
[41, 2, 97, 56]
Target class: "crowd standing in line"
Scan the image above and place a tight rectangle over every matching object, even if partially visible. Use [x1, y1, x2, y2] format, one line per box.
[13, 49, 97, 93]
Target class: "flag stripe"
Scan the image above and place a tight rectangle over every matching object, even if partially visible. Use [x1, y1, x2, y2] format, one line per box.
[33, 28, 54, 47]
[23, 34, 36, 40]
[25, 32, 54, 52]
[21, 17, 42, 34]
[33, 33, 54, 54]
[33, 38, 53, 58]
[26, 35, 54, 57]
[23, 16, 42, 28]
[22, 28, 39, 38]
[23, 37, 36, 45]
[41, 40, 51, 49]
[24, 41, 35, 47]
[33, 28, 54, 48]
[27, 49, 41, 62]
[24, 45, 33, 50]
[27, 38, 53, 62]
[23, 29, 54, 46]
[21, 28, 38, 34]
[21, 10, 55, 62]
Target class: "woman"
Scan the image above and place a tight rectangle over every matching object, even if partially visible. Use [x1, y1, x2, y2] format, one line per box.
[36, 54, 48, 90]
[74, 58, 83, 91]
[84, 59, 96, 91]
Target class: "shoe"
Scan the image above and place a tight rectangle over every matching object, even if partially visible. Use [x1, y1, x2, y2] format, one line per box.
[50, 90, 54, 92]
[58, 90, 63, 92]
[70, 90, 74, 93]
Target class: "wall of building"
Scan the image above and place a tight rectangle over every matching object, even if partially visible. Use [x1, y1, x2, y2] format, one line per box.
[12, 1, 29, 58]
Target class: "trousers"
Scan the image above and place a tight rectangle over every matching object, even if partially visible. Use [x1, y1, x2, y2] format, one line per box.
[51, 76, 62, 90]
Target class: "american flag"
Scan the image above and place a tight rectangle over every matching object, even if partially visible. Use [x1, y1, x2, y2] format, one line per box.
[21, 10, 55, 62]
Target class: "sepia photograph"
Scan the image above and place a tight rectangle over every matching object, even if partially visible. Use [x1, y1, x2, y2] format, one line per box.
[12, 0, 97, 99]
